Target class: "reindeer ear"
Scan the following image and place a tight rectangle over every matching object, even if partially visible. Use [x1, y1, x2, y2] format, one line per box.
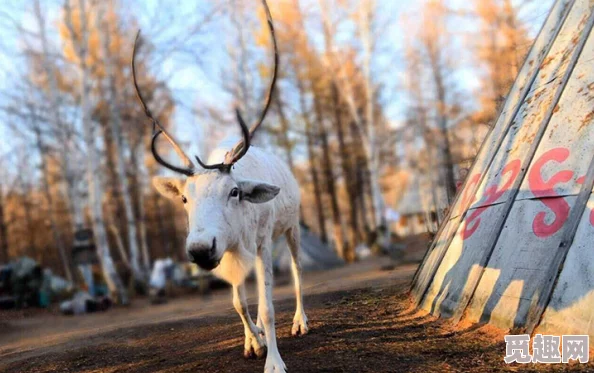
[237, 180, 280, 204]
[153, 177, 184, 200]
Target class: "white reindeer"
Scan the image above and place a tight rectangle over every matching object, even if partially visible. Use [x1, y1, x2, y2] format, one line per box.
[132, 2, 306, 372]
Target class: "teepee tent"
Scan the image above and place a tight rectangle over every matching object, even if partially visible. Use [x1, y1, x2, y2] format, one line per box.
[411, 0, 594, 337]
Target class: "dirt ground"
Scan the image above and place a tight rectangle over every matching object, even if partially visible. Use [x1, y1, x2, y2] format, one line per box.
[1, 256, 593, 373]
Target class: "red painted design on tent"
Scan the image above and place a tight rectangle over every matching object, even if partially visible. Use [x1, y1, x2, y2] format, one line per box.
[462, 159, 522, 239]
[458, 173, 482, 216]
[529, 147, 574, 237]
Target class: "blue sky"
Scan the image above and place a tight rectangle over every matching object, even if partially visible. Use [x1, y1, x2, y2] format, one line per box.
[152, 0, 553, 147]
[0, 0, 554, 162]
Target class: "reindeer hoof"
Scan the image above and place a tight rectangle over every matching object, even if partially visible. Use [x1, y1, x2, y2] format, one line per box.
[291, 328, 307, 337]
[291, 318, 309, 337]
[256, 346, 268, 359]
[244, 345, 267, 360]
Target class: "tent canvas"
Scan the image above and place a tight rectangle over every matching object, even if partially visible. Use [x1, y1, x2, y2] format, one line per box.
[411, 0, 594, 338]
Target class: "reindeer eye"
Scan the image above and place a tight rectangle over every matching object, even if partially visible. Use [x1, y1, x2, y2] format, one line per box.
[230, 188, 239, 198]
[181, 195, 187, 204]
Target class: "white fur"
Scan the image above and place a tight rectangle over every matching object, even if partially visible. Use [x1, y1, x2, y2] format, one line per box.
[153, 142, 307, 373]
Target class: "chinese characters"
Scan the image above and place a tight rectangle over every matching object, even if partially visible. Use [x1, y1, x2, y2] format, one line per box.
[504, 334, 589, 364]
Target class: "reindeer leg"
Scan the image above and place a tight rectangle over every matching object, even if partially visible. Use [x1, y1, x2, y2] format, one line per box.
[233, 284, 267, 359]
[285, 224, 308, 336]
[256, 239, 286, 373]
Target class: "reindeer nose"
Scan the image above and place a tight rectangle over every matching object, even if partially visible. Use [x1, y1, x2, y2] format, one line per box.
[187, 238, 219, 270]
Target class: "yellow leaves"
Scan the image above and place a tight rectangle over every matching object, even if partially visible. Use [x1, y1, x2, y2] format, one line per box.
[476, 0, 499, 25]
[59, 3, 101, 70]
[420, 0, 447, 47]
[59, 1, 126, 79]
[255, 0, 304, 57]
[260, 0, 299, 30]
[257, 61, 271, 82]
[59, 22, 77, 63]
[471, 0, 529, 122]
[25, 52, 73, 97]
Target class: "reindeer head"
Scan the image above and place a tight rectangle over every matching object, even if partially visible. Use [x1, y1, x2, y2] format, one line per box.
[132, 0, 278, 271]
[152, 172, 280, 270]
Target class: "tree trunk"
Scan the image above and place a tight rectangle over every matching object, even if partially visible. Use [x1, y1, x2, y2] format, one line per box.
[362, 153, 377, 232]
[285, 5, 328, 242]
[33, 126, 73, 283]
[166, 202, 181, 260]
[273, 89, 295, 173]
[271, 86, 303, 222]
[230, 1, 255, 119]
[331, 83, 357, 261]
[306, 133, 327, 243]
[64, 0, 128, 304]
[296, 80, 327, 243]
[109, 223, 130, 269]
[99, 118, 127, 267]
[358, 2, 386, 239]
[133, 143, 151, 269]
[427, 35, 457, 204]
[153, 193, 168, 259]
[136, 183, 151, 270]
[34, 0, 83, 235]
[21, 180, 36, 257]
[138, 209, 150, 267]
[356, 160, 371, 241]
[98, 7, 144, 283]
[83, 95, 128, 304]
[347, 119, 372, 243]
[319, 0, 386, 238]
[0, 189, 9, 263]
[313, 96, 348, 259]
[65, 165, 85, 230]
[422, 128, 443, 227]
[436, 100, 456, 203]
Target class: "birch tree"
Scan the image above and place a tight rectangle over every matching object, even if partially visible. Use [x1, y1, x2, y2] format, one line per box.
[0, 161, 10, 263]
[26, 90, 73, 282]
[3, 76, 71, 277]
[96, 2, 145, 282]
[417, 0, 458, 204]
[318, 0, 388, 238]
[273, 0, 329, 243]
[293, 72, 328, 243]
[472, 0, 529, 126]
[134, 144, 151, 271]
[18, 170, 38, 258]
[402, 21, 444, 227]
[313, 90, 348, 258]
[63, 0, 128, 303]
[33, 0, 85, 236]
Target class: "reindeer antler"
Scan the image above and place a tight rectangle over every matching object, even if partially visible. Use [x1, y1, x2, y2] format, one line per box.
[194, 0, 278, 172]
[132, 31, 196, 176]
[132, 0, 278, 175]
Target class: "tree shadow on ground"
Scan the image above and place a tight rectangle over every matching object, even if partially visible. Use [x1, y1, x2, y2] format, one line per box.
[3, 285, 593, 373]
